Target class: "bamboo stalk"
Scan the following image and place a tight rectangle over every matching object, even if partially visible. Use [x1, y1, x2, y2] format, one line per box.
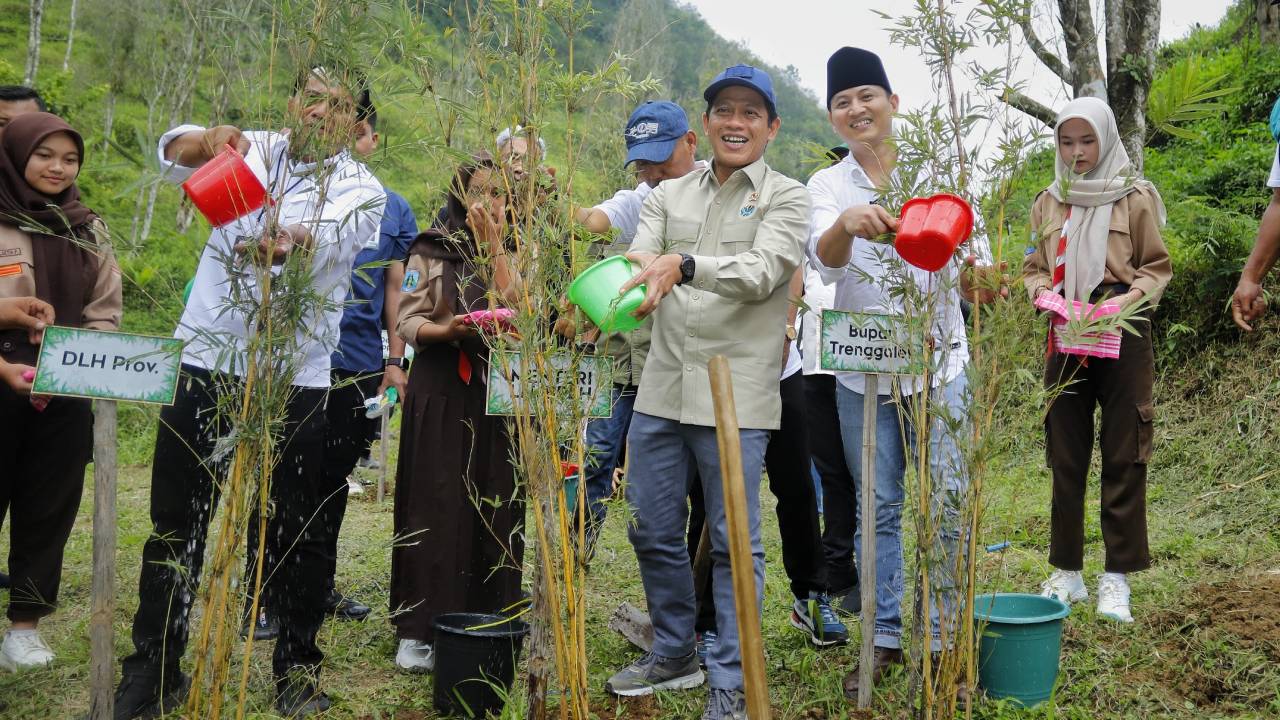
[707, 356, 769, 720]
[858, 374, 878, 709]
[88, 400, 118, 720]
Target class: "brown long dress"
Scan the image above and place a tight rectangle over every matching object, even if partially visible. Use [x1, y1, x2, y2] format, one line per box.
[390, 228, 524, 643]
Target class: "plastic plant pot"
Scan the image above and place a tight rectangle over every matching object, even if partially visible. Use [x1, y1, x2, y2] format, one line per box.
[566, 255, 646, 334]
[181, 145, 268, 227]
[432, 612, 529, 718]
[894, 193, 974, 272]
[973, 592, 1071, 708]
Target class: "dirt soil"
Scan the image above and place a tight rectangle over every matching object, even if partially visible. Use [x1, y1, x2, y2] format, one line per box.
[1149, 572, 1280, 708]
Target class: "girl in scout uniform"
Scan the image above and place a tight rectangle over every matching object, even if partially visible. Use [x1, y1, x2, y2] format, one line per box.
[1023, 97, 1171, 623]
[388, 153, 523, 671]
[0, 112, 120, 669]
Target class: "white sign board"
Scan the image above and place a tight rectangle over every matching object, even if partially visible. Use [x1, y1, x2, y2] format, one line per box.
[487, 351, 614, 418]
[33, 326, 184, 405]
[818, 310, 919, 375]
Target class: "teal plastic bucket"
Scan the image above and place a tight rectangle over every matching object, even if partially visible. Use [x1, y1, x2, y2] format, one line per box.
[973, 592, 1070, 708]
[567, 256, 646, 333]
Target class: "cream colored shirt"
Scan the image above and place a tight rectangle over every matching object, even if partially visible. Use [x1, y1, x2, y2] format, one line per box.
[631, 158, 810, 430]
[0, 221, 121, 332]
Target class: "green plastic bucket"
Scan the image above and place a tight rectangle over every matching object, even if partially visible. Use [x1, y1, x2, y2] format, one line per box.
[973, 592, 1070, 708]
[567, 256, 646, 333]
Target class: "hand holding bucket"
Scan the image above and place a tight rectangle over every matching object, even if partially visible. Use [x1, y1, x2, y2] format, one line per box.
[181, 145, 268, 227]
[567, 256, 647, 333]
[894, 193, 975, 272]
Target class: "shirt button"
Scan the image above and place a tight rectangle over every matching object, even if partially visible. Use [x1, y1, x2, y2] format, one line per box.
[692, 294, 700, 301]
[685, 365, 693, 372]
[688, 330, 695, 337]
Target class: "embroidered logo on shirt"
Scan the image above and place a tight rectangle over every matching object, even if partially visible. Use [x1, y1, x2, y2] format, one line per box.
[0, 248, 22, 258]
[402, 269, 421, 291]
[739, 204, 756, 218]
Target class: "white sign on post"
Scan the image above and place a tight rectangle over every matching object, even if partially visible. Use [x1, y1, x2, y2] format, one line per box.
[486, 351, 614, 418]
[32, 326, 184, 405]
[818, 309, 919, 375]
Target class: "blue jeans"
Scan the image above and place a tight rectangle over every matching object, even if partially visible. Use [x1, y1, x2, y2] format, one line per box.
[624, 412, 768, 691]
[582, 384, 637, 527]
[835, 374, 969, 651]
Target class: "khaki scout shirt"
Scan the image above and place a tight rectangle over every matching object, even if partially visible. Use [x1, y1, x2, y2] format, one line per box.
[1023, 185, 1172, 305]
[0, 221, 122, 332]
[631, 158, 810, 430]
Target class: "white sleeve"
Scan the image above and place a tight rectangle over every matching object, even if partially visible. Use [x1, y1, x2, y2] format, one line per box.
[594, 184, 650, 246]
[157, 124, 207, 183]
[805, 171, 848, 285]
[1268, 146, 1280, 188]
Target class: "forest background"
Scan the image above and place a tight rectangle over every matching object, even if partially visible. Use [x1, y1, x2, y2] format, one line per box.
[0, 0, 1278, 718]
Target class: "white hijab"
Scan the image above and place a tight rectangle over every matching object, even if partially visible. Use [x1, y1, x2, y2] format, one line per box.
[1048, 97, 1166, 302]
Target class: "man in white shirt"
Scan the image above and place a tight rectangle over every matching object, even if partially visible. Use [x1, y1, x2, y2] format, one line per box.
[110, 67, 385, 720]
[571, 100, 699, 553]
[809, 47, 980, 698]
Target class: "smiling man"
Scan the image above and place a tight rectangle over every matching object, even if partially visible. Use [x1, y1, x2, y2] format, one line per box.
[604, 66, 809, 720]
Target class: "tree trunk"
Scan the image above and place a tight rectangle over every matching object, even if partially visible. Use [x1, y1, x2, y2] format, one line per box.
[1105, 0, 1160, 172]
[1259, 0, 1280, 44]
[1056, 0, 1107, 98]
[24, 0, 45, 86]
[102, 91, 116, 154]
[64, 0, 78, 71]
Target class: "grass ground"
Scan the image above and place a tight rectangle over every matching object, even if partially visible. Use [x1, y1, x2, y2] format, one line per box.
[1, 328, 1279, 719]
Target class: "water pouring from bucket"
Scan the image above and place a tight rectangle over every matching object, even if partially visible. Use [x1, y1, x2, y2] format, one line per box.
[181, 145, 268, 227]
[894, 193, 975, 272]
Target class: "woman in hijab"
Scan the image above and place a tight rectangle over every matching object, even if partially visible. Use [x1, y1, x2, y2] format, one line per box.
[389, 153, 524, 672]
[1023, 97, 1171, 624]
[0, 112, 121, 670]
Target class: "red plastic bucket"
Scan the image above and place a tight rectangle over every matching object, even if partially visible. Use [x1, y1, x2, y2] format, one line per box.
[894, 193, 974, 272]
[181, 145, 267, 227]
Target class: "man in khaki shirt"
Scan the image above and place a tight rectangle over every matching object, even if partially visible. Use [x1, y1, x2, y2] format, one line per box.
[604, 65, 810, 720]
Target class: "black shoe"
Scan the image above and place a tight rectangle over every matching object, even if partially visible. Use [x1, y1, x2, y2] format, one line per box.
[275, 675, 332, 717]
[836, 584, 862, 616]
[0, 570, 9, 589]
[101, 671, 188, 720]
[241, 609, 280, 641]
[323, 589, 371, 621]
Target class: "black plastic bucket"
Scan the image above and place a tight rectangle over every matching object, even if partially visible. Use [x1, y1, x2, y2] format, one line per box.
[432, 612, 530, 718]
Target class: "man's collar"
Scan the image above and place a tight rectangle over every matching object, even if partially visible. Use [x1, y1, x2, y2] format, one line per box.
[703, 156, 768, 188]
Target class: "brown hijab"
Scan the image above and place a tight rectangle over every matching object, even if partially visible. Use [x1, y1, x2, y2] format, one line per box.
[0, 112, 96, 238]
[0, 113, 103, 364]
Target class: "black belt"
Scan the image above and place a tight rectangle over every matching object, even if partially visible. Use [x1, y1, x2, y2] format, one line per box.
[1090, 283, 1130, 302]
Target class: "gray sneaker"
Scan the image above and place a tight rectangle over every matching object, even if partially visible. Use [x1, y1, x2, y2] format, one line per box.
[702, 688, 746, 720]
[605, 651, 704, 697]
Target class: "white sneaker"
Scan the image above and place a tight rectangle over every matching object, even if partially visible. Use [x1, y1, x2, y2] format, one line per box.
[1039, 569, 1088, 603]
[0, 630, 55, 671]
[347, 477, 364, 496]
[1096, 573, 1134, 623]
[396, 639, 434, 673]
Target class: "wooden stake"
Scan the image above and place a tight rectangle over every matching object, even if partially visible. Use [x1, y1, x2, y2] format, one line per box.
[858, 374, 880, 709]
[377, 411, 389, 503]
[88, 400, 117, 720]
[708, 356, 770, 720]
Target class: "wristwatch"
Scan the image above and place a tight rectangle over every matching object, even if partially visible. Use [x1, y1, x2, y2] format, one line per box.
[784, 325, 797, 342]
[677, 253, 696, 285]
[385, 357, 408, 370]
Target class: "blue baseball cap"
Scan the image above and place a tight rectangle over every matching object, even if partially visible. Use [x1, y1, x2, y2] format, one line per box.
[703, 65, 777, 115]
[624, 101, 690, 167]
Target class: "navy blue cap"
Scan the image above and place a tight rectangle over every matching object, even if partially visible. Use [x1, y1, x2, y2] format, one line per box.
[624, 101, 690, 167]
[703, 65, 777, 114]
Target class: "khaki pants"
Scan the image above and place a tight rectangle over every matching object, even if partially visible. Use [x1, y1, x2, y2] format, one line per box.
[1044, 321, 1154, 574]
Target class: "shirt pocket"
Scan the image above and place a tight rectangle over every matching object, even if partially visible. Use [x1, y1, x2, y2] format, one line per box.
[1108, 213, 1134, 270]
[664, 219, 702, 253]
[719, 218, 761, 254]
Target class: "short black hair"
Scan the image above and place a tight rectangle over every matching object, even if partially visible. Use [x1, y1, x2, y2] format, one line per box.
[292, 66, 373, 122]
[704, 97, 779, 124]
[361, 102, 378, 130]
[0, 85, 46, 111]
